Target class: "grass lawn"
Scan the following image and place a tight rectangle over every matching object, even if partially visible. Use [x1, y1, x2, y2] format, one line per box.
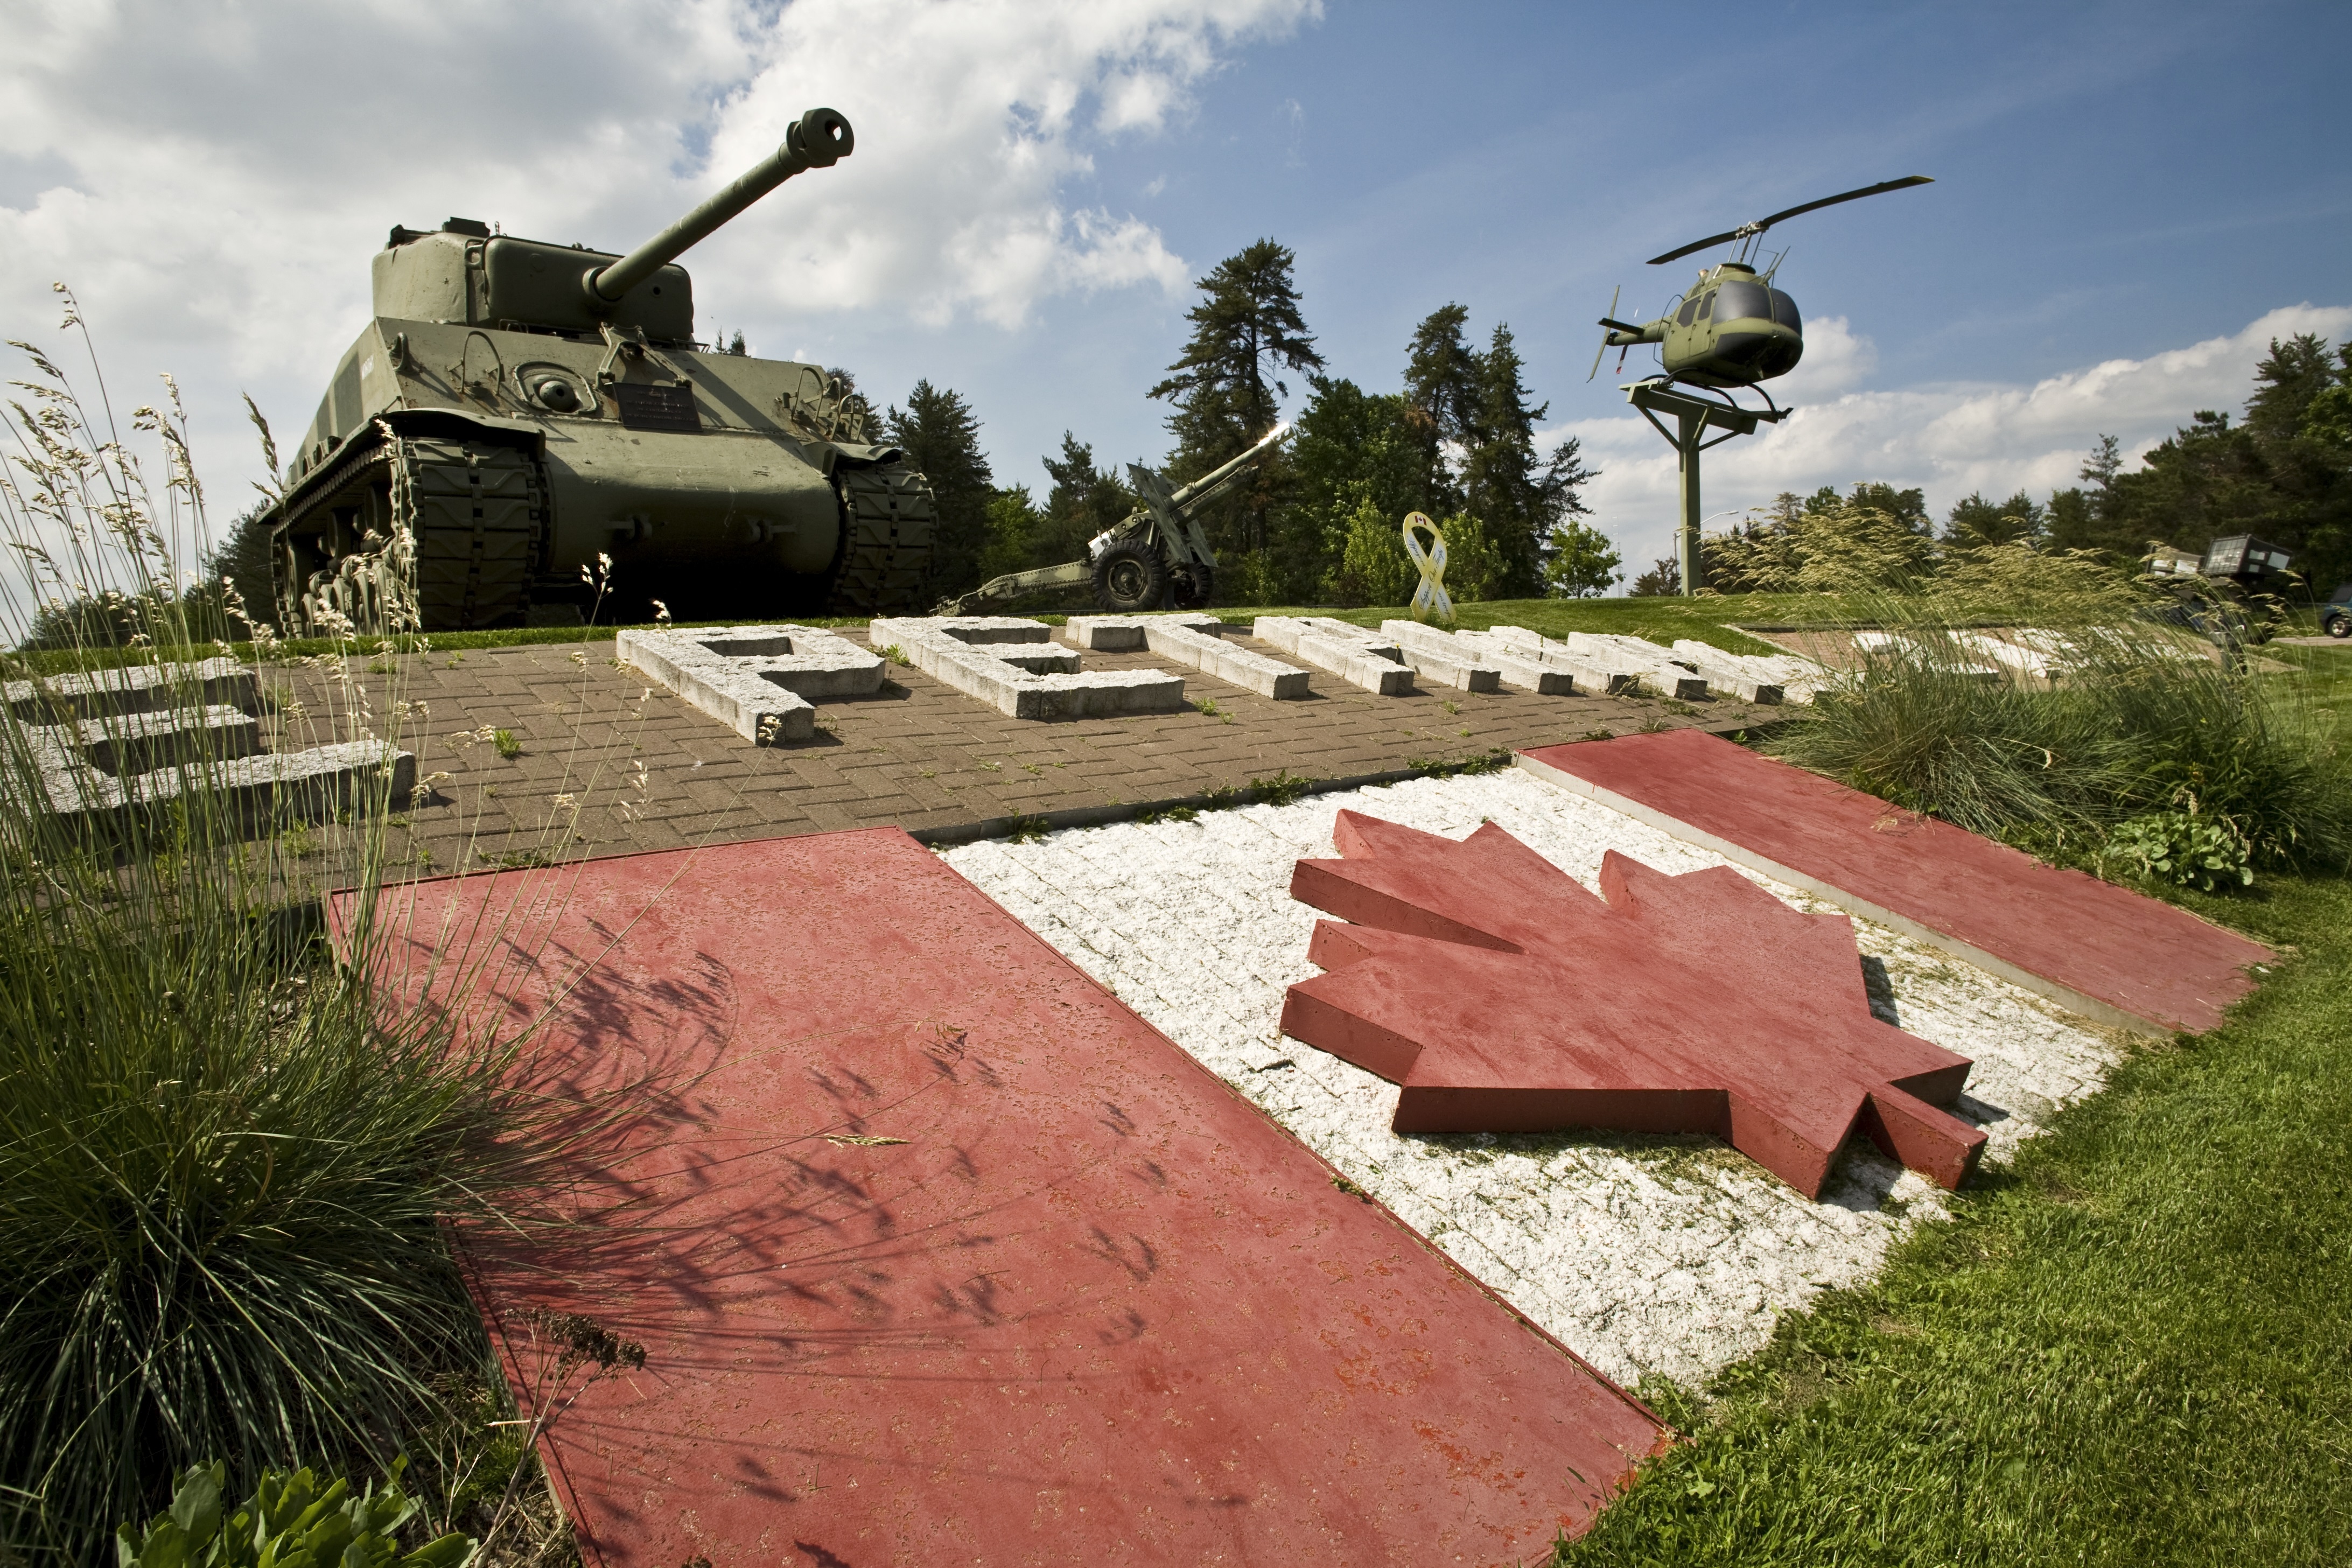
[1558, 688, 2352, 1563]
[1, 592, 1852, 675]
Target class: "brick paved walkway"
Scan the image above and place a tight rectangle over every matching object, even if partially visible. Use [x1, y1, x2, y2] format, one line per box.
[268, 625, 1778, 874]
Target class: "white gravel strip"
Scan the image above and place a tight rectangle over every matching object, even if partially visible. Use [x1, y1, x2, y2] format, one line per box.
[939, 769, 2125, 1390]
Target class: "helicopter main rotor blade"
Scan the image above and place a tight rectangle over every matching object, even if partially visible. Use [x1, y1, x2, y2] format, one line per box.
[1645, 175, 1933, 265]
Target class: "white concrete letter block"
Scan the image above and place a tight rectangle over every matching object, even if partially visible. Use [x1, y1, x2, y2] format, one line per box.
[619, 625, 884, 744]
[1468, 627, 1638, 696]
[870, 617, 1187, 719]
[1377, 620, 1504, 692]
[1065, 614, 1313, 699]
[1659, 640, 1788, 704]
[5, 663, 413, 832]
[1252, 617, 1415, 695]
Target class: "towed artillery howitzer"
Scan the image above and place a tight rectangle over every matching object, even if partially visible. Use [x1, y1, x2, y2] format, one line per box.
[267, 107, 935, 634]
[938, 423, 1289, 616]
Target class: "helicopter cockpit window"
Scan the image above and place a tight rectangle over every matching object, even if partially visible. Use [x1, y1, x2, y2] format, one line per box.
[1769, 289, 1802, 331]
[1696, 291, 1716, 320]
[1714, 282, 1770, 323]
[1676, 297, 1699, 327]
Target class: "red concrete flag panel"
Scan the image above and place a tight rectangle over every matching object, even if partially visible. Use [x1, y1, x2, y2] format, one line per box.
[1518, 730, 2273, 1037]
[1280, 811, 1987, 1198]
[344, 830, 1665, 1567]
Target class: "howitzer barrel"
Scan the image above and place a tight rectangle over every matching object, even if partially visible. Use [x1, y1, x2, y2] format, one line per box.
[586, 107, 853, 307]
[1167, 422, 1290, 510]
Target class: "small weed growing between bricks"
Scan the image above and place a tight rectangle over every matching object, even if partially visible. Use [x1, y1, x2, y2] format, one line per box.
[492, 727, 523, 759]
[1252, 768, 1315, 806]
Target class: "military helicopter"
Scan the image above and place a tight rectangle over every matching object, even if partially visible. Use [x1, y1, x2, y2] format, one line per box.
[1589, 175, 1933, 407]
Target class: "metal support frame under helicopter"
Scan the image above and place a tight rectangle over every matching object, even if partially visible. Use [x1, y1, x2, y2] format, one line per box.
[1623, 378, 1787, 598]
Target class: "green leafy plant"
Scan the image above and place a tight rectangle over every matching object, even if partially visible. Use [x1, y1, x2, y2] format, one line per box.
[2102, 806, 2255, 892]
[491, 728, 522, 760]
[117, 1458, 471, 1568]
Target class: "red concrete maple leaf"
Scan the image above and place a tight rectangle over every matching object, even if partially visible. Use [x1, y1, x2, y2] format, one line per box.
[1279, 811, 1986, 1197]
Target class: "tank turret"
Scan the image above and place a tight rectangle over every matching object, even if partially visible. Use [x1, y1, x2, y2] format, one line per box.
[269, 108, 934, 633]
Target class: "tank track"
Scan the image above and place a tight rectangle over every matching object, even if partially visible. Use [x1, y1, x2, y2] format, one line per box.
[402, 437, 544, 631]
[825, 461, 934, 614]
[279, 433, 544, 634]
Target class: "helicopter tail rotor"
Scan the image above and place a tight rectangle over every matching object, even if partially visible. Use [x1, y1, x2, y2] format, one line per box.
[1587, 284, 1621, 382]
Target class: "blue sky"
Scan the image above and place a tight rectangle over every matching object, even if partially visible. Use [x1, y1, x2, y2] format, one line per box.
[5, 0, 2348, 588]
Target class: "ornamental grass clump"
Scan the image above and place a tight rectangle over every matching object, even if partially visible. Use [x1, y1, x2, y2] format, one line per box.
[0, 305, 607, 1560]
[1768, 545, 2352, 876]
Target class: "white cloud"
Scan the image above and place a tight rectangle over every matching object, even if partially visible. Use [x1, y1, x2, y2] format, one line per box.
[1559, 304, 2352, 577]
[0, 0, 1315, 527]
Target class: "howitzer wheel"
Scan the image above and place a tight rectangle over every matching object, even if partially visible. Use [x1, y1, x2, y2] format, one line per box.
[1171, 559, 1214, 611]
[1091, 537, 1168, 613]
[826, 461, 934, 614]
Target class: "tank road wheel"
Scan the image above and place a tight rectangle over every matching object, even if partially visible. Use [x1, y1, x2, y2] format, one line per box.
[1091, 538, 1169, 613]
[1170, 559, 1215, 611]
[827, 462, 936, 614]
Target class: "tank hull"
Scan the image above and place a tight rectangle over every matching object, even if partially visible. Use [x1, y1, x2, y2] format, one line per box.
[270, 318, 931, 631]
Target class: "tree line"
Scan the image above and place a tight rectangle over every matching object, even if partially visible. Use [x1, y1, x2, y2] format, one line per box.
[893, 237, 1620, 608]
[1675, 333, 2352, 597]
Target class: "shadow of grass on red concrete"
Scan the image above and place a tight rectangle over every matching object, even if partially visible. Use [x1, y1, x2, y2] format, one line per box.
[341, 829, 1666, 1567]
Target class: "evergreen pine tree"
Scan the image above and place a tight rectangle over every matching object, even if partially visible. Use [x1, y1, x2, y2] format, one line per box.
[977, 485, 1043, 583]
[1036, 435, 1135, 569]
[885, 381, 994, 597]
[1461, 323, 1593, 597]
[1943, 490, 2046, 550]
[1402, 311, 1596, 598]
[1403, 304, 1480, 514]
[205, 502, 279, 634]
[1266, 376, 1432, 603]
[1149, 240, 1322, 560]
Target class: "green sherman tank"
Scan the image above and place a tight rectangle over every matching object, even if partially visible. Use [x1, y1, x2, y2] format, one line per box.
[268, 107, 932, 633]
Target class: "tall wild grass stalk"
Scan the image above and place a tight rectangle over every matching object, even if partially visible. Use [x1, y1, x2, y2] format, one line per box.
[1769, 545, 2352, 870]
[0, 300, 617, 1559]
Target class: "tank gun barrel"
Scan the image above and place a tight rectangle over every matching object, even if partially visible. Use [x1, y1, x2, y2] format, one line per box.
[586, 107, 853, 308]
[1166, 422, 1290, 512]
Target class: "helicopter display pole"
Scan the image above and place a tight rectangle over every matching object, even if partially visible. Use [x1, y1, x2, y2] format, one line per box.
[1623, 382, 1786, 597]
[1674, 405, 1706, 597]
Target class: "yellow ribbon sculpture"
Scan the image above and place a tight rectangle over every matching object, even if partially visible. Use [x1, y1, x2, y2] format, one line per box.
[1402, 512, 1452, 624]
